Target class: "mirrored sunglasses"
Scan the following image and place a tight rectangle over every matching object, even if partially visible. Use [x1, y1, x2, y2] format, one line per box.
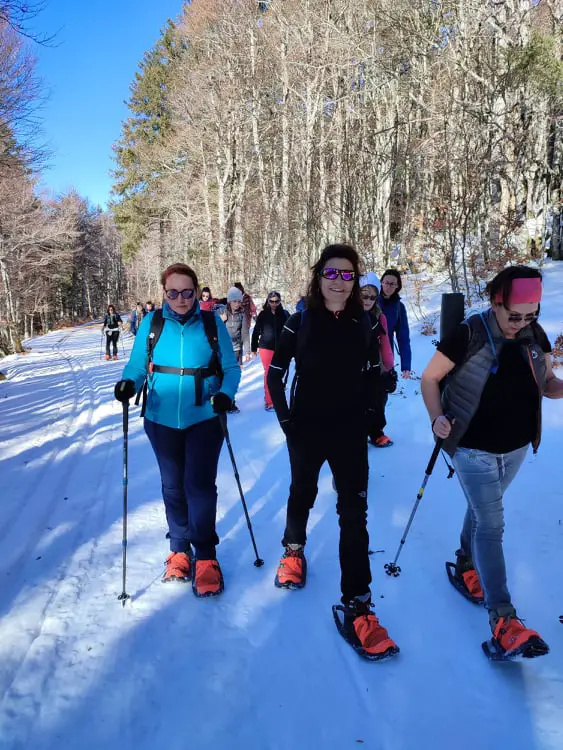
[166, 288, 195, 300]
[321, 267, 356, 281]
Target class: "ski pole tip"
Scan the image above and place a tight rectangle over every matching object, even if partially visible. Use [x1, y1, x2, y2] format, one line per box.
[254, 558, 265, 568]
[118, 592, 130, 606]
[384, 562, 401, 577]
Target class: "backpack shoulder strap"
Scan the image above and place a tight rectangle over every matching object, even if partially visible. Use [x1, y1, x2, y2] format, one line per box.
[135, 310, 165, 416]
[294, 310, 308, 372]
[147, 309, 165, 362]
[201, 310, 223, 378]
[363, 312, 381, 368]
[200, 310, 219, 353]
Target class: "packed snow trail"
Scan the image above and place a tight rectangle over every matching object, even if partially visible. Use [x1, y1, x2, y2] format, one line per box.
[1, 270, 563, 749]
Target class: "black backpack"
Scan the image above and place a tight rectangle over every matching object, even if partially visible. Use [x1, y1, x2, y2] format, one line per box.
[135, 309, 223, 417]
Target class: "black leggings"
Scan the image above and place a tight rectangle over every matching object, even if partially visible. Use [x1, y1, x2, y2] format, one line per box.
[283, 428, 371, 602]
[367, 386, 387, 441]
[106, 330, 119, 356]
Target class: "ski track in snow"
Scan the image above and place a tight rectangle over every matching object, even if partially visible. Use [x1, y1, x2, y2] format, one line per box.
[0, 269, 563, 749]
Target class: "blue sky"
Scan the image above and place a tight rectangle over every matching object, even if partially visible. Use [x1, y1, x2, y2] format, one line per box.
[34, 0, 184, 208]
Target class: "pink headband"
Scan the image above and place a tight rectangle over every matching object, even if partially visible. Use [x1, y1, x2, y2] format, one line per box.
[495, 277, 542, 306]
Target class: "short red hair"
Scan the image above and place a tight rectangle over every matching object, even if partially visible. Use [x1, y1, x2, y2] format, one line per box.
[160, 263, 199, 290]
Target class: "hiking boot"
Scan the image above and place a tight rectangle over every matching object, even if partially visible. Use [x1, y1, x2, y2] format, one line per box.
[162, 551, 191, 583]
[490, 615, 549, 659]
[104, 354, 111, 360]
[192, 559, 224, 597]
[333, 597, 399, 661]
[370, 434, 393, 448]
[113, 354, 118, 360]
[274, 545, 307, 589]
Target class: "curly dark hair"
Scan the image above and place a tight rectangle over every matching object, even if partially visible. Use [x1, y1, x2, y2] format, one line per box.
[487, 265, 542, 309]
[306, 244, 363, 311]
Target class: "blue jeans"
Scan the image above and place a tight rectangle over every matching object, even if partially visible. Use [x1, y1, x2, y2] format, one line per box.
[452, 445, 528, 616]
[144, 417, 224, 559]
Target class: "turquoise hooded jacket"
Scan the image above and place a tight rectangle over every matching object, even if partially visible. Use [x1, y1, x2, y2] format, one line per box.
[122, 302, 241, 430]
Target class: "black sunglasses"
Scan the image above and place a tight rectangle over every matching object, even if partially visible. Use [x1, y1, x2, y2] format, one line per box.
[321, 267, 356, 282]
[507, 311, 538, 324]
[166, 288, 195, 300]
[361, 294, 377, 301]
[269, 298, 281, 304]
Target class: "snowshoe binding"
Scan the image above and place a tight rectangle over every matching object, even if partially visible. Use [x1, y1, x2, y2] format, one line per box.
[445, 558, 484, 605]
[332, 599, 399, 662]
[482, 616, 549, 661]
[192, 559, 224, 598]
[274, 545, 306, 589]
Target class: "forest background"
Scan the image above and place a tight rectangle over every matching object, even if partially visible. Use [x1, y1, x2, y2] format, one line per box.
[1, 0, 562, 355]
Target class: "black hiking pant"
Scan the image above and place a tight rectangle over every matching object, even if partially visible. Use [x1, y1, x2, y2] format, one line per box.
[367, 386, 387, 441]
[282, 427, 371, 602]
[106, 330, 119, 356]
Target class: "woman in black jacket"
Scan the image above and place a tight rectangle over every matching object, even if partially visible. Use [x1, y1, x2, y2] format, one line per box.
[251, 291, 289, 411]
[101, 305, 123, 360]
[267, 244, 399, 662]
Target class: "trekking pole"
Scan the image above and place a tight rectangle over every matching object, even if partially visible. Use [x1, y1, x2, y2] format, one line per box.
[118, 399, 131, 605]
[384, 437, 445, 578]
[218, 413, 264, 567]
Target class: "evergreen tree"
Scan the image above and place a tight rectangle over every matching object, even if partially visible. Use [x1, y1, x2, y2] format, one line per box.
[111, 19, 184, 259]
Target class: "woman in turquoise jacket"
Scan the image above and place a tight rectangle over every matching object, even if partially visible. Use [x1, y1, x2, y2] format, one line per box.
[114, 262, 241, 598]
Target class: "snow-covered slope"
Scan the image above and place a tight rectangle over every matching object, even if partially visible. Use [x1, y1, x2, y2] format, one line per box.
[0, 266, 562, 750]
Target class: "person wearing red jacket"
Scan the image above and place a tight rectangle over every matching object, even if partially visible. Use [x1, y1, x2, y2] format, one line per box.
[199, 287, 216, 312]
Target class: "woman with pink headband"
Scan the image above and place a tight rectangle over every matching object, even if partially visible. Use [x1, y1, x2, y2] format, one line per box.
[421, 266, 563, 660]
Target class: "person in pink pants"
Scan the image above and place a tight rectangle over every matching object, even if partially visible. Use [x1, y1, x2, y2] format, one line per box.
[251, 291, 290, 410]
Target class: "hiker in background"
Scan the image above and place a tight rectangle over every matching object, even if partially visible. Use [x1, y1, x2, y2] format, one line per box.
[359, 274, 396, 447]
[251, 291, 290, 411]
[234, 282, 257, 329]
[145, 301, 155, 314]
[421, 265, 563, 660]
[296, 295, 307, 313]
[102, 305, 123, 360]
[130, 302, 145, 336]
[267, 244, 399, 662]
[113, 262, 241, 597]
[199, 287, 216, 312]
[378, 269, 412, 379]
[221, 286, 251, 413]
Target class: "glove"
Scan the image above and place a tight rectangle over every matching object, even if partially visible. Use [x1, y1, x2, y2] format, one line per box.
[114, 379, 136, 402]
[381, 369, 398, 394]
[212, 392, 233, 414]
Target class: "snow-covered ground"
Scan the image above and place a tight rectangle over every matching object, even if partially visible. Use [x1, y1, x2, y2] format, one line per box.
[1, 266, 563, 750]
